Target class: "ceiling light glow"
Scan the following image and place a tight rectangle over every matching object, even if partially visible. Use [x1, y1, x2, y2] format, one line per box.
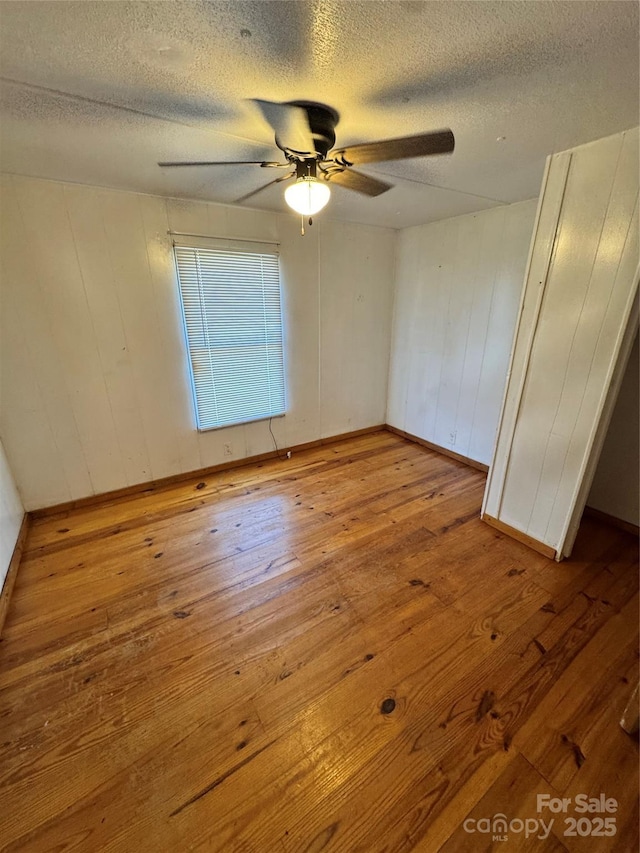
[285, 176, 331, 215]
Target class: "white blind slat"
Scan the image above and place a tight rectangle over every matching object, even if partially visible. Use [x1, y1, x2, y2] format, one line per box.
[175, 246, 286, 430]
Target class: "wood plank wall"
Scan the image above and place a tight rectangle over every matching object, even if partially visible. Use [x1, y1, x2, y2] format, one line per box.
[0, 437, 24, 586]
[587, 329, 639, 527]
[0, 177, 395, 511]
[387, 200, 537, 467]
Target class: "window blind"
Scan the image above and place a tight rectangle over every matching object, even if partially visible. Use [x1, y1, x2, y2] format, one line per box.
[174, 244, 286, 430]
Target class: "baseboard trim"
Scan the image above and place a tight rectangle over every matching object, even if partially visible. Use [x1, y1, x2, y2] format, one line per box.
[482, 513, 558, 560]
[384, 425, 489, 473]
[0, 513, 31, 637]
[583, 505, 639, 537]
[30, 425, 386, 519]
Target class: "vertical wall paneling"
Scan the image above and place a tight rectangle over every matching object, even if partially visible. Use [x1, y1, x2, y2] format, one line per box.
[454, 210, 504, 458]
[0, 439, 23, 589]
[63, 185, 150, 490]
[431, 216, 480, 452]
[564, 303, 638, 550]
[0, 226, 62, 506]
[1, 177, 89, 504]
[101, 190, 181, 482]
[0, 177, 396, 510]
[586, 329, 640, 527]
[319, 220, 395, 438]
[387, 200, 538, 466]
[482, 128, 639, 558]
[272, 213, 320, 452]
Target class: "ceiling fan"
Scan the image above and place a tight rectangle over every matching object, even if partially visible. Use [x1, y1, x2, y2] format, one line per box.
[159, 100, 455, 219]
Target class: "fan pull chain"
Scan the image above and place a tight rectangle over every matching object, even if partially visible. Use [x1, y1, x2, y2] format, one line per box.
[299, 216, 314, 237]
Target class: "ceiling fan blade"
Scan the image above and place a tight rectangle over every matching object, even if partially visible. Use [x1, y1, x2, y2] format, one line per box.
[331, 129, 455, 165]
[235, 172, 295, 204]
[325, 168, 393, 197]
[252, 99, 315, 154]
[158, 160, 287, 167]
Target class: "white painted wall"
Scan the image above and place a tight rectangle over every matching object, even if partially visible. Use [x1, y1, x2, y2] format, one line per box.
[483, 128, 639, 557]
[0, 437, 23, 589]
[387, 200, 537, 465]
[587, 329, 639, 526]
[0, 175, 395, 510]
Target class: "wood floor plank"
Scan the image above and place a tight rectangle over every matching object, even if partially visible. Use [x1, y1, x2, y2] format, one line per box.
[23, 432, 399, 555]
[235, 537, 618, 850]
[269, 578, 580, 851]
[438, 752, 568, 852]
[409, 747, 518, 852]
[515, 595, 638, 791]
[0, 433, 636, 852]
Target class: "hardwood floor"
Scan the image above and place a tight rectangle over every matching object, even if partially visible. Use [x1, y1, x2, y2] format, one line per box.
[0, 431, 637, 852]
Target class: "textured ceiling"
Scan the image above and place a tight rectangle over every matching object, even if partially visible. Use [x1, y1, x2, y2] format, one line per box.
[0, 1, 638, 228]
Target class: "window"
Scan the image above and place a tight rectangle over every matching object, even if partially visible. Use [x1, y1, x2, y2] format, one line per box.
[174, 240, 286, 430]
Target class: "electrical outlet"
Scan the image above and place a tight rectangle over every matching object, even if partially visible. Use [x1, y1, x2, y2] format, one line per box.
[449, 430, 456, 446]
[223, 442, 232, 457]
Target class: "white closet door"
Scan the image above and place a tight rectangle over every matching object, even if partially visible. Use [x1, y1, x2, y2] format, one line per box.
[483, 127, 639, 559]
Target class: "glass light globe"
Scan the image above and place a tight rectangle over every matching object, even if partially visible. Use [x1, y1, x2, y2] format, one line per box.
[285, 177, 331, 216]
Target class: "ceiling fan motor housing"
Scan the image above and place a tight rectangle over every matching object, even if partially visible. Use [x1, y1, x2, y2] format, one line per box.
[285, 101, 339, 159]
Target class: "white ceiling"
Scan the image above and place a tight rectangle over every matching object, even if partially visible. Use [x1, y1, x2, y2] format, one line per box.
[0, 1, 638, 229]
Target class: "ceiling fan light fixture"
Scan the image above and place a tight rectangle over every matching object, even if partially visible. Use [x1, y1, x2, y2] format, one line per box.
[284, 176, 331, 216]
